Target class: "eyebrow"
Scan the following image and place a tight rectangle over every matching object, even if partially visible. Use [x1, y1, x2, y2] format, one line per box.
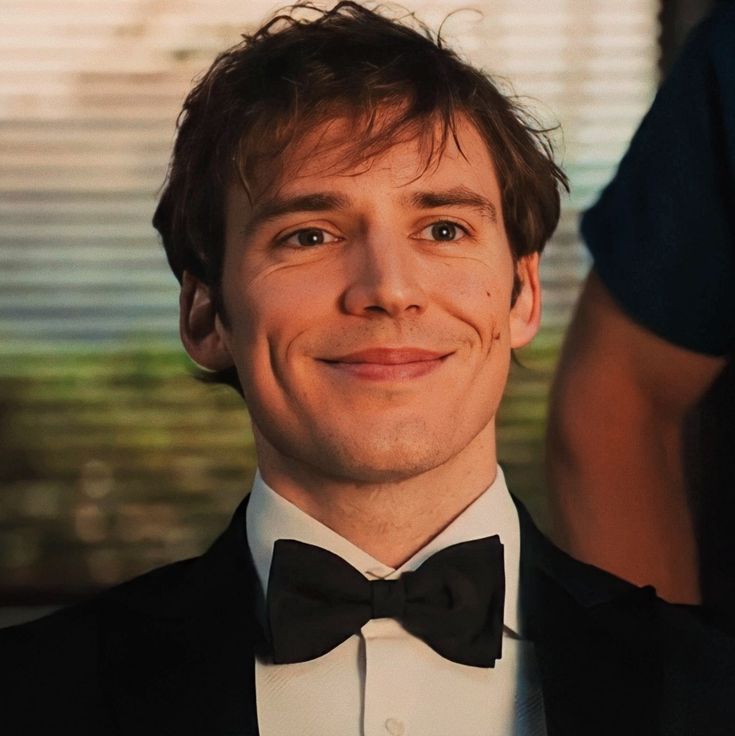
[246, 192, 350, 230]
[243, 185, 498, 231]
[404, 186, 497, 222]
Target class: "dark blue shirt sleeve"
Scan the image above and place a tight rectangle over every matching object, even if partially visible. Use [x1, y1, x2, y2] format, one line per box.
[581, 3, 735, 356]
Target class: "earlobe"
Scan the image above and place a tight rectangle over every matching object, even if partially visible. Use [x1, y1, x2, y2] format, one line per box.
[509, 253, 542, 349]
[179, 271, 234, 371]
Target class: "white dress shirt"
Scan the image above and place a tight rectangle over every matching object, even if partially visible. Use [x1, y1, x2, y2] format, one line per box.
[246, 466, 546, 736]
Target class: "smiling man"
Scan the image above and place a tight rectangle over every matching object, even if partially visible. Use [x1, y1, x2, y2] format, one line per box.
[3, 3, 735, 735]
[186, 115, 539, 572]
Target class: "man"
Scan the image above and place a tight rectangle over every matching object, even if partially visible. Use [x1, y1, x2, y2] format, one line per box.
[546, 1, 734, 619]
[2, 3, 734, 735]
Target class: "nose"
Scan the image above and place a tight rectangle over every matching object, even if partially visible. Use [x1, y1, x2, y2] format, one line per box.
[342, 235, 428, 318]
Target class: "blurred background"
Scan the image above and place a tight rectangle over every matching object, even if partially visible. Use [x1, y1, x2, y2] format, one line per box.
[0, 0, 716, 618]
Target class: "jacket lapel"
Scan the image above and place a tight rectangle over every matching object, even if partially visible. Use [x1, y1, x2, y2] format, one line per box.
[515, 498, 662, 736]
[99, 495, 262, 736]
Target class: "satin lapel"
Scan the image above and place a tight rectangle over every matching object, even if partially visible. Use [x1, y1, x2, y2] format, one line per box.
[99, 496, 262, 736]
[515, 498, 662, 736]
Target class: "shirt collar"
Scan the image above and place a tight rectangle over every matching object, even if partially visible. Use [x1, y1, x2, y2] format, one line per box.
[246, 466, 521, 634]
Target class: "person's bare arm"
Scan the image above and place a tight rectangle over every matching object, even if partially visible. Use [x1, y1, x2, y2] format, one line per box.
[546, 270, 726, 603]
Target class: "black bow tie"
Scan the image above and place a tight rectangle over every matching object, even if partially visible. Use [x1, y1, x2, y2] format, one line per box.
[265, 536, 505, 668]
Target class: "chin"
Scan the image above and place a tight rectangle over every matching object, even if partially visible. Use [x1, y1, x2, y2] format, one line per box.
[301, 423, 462, 485]
[316, 455, 446, 486]
[253, 404, 497, 486]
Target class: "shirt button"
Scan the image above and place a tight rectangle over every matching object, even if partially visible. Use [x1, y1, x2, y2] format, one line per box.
[385, 718, 405, 735]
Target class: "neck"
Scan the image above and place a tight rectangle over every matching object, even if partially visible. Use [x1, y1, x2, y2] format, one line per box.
[254, 424, 498, 568]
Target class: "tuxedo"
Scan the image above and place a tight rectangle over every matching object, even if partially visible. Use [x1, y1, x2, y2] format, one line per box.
[2, 495, 734, 736]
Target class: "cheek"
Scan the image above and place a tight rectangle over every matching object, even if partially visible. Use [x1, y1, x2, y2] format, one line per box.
[434, 264, 511, 344]
[218, 286, 271, 394]
[245, 261, 337, 320]
[224, 266, 305, 343]
[223, 272, 331, 398]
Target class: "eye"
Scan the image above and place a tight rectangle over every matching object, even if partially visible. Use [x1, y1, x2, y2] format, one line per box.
[279, 227, 341, 248]
[418, 220, 468, 242]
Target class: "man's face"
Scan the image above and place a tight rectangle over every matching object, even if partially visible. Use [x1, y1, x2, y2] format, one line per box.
[208, 114, 539, 484]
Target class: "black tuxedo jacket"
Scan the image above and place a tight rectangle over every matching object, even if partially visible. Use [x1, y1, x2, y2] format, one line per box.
[2, 496, 734, 736]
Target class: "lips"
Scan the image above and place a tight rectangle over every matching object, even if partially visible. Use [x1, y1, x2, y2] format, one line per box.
[320, 347, 452, 381]
[329, 348, 450, 364]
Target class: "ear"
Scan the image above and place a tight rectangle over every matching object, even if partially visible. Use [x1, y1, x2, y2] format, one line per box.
[179, 271, 234, 371]
[509, 253, 542, 349]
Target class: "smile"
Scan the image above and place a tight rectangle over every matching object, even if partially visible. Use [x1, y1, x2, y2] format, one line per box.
[320, 348, 452, 381]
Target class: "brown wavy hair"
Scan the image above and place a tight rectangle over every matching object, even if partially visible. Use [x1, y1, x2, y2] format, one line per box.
[153, 1, 567, 392]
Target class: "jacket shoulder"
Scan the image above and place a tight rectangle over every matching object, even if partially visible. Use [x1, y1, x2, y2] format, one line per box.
[1, 554, 201, 644]
[0, 556, 202, 733]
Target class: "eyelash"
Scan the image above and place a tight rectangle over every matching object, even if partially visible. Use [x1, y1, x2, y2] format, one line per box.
[276, 219, 470, 248]
[276, 227, 342, 248]
[416, 220, 469, 242]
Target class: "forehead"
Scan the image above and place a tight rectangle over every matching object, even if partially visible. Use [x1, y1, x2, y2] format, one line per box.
[243, 111, 500, 204]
